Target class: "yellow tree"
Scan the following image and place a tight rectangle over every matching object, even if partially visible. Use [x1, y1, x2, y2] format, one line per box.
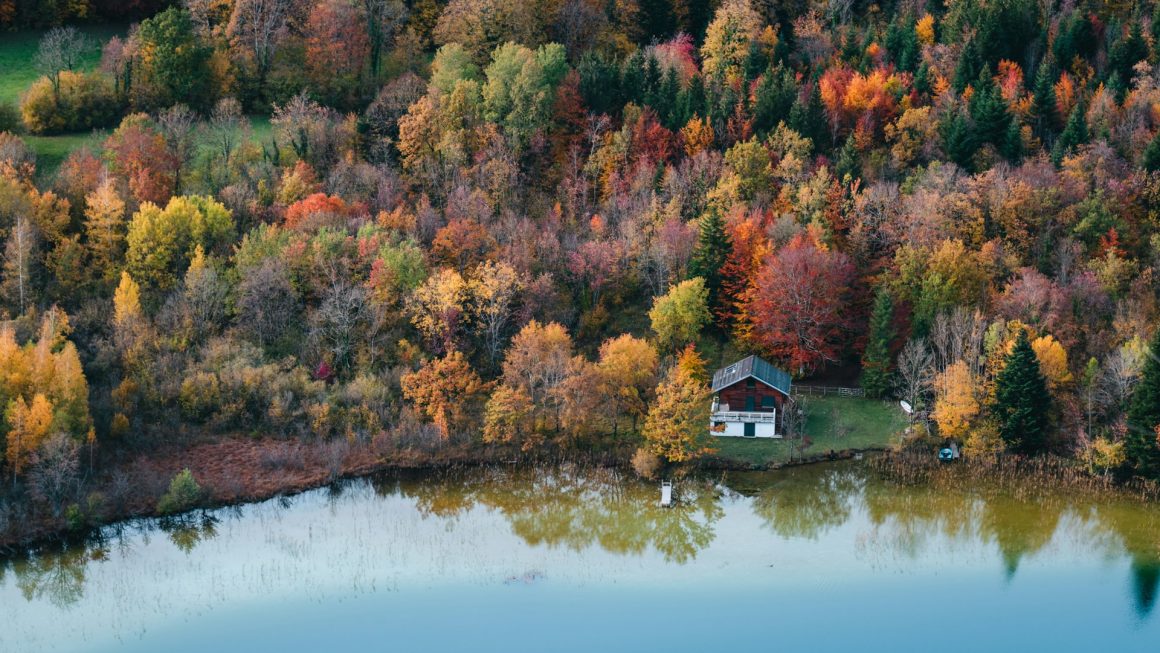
[649, 277, 711, 354]
[700, 0, 763, 84]
[501, 320, 573, 431]
[1031, 334, 1072, 392]
[482, 383, 537, 450]
[83, 179, 127, 286]
[113, 271, 143, 326]
[642, 346, 712, 463]
[406, 267, 469, 354]
[596, 334, 659, 436]
[932, 360, 979, 439]
[400, 350, 490, 439]
[5, 393, 54, 481]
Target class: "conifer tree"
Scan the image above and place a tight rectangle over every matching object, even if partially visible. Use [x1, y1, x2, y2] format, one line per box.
[953, 38, 982, 92]
[1126, 329, 1160, 478]
[860, 288, 895, 399]
[788, 82, 830, 151]
[1052, 99, 1088, 165]
[993, 331, 1052, 455]
[1031, 63, 1058, 137]
[1143, 131, 1160, 173]
[689, 209, 731, 315]
[942, 110, 977, 171]
[969, 67, 1010, 148]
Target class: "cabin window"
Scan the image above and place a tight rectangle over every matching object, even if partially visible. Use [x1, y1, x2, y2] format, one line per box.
[744, 396, 755, 411]
[761, 396, 775, 409]
[746, 378, 756, 389]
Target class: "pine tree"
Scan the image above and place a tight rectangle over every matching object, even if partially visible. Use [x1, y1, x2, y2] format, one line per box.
[860, 288, 895, 399]
[1002, 120, 1024, 162]
[942, 110, 977, 171]
[954, 38, 982, 92]
[993, 331, 1052, 455]
[835, 134, 860, 181]
[1052, 99, 1088, 165]
[689, 208, 731, 315]
[1031, 62, 1058, 138]
[1143, 131, 1160, 173]
[679, 74, 708, 127]
[969, 67, 1010, 147]
[789, 82, 830, 152]
[1126, 329, 1160, 478]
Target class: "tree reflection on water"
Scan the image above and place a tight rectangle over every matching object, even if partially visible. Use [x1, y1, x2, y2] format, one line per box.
[385, 464, 723, 563]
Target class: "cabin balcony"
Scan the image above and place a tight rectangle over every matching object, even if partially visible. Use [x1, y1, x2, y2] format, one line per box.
[709, 407, 780, 438]
[710, 410, 777, 423]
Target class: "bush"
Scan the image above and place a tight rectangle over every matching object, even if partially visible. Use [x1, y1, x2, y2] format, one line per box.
[157, 468, 205, 515]
[21, 71, 121, 135]
[0, 102, 20, 132]
[631, 447, 662, 479]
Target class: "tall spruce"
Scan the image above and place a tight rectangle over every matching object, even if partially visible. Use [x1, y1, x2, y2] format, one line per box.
[689, 208, 731, 314]
[1052, 99, 1088, 165]
[860, 288, 895, 398]
[993, 331, 1052, 455]
[1126, 329, 1160, 478]
[1144, 131, 1160, 173]
[1031, 63, 1058, 138]
[969, 67, 1011, 148]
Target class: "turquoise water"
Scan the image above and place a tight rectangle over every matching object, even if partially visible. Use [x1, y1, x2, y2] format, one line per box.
[1, 462, 1158, 652]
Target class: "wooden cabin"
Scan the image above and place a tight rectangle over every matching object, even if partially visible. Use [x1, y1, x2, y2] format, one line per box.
[709, 355, 792, 438]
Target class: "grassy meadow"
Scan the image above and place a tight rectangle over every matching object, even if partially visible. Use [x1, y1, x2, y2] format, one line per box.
[710, 396, 908, 467]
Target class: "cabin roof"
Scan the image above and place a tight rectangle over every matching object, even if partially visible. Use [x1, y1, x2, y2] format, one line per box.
[711, 355, 792, 395]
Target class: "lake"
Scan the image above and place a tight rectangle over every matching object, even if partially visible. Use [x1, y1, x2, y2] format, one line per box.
[2, 461, 1159, 652]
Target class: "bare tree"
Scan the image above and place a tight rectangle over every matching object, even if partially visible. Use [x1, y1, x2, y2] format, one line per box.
[782, 396, 808, 463]
[896, 338, 935, 419]
[236, 258, 299, 349]
[360, 0, 408, 77]
[929, 307, 986, 377]
[227, 0, 298, 87]
[156, 104, 199, 195]
[2, 215, 37, 314]
[204, 98, 248, 189]
[35, 27, 89, 102]
[29, 434, 81, 517]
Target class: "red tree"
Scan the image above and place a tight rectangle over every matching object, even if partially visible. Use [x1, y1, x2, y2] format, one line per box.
[741, 233, 855, 375]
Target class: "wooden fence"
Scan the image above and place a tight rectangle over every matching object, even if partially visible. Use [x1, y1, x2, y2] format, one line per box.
[792, 385, 866, 398]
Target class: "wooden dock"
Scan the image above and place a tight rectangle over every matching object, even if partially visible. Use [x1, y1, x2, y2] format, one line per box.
[660, 481, 673, 507]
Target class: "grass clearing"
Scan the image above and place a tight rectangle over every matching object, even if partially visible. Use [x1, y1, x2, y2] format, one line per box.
[0, 25, 124, 108]
[709, 396, 908, 467]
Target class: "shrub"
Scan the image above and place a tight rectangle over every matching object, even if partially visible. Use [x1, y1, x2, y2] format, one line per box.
[0, 131, 36, 179]
[631, 447, 662, 479]
[0, 102, 20, 132]
[157, 468, 205, 515]
[21, 71, 121, 135]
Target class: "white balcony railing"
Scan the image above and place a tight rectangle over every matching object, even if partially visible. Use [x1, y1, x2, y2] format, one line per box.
[710, 411, 777, 424]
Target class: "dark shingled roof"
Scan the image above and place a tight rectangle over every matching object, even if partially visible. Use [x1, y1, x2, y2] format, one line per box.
[711, 355, 792, 395]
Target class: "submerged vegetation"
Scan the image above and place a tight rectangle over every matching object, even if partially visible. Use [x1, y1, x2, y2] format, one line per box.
[5, 0, 1160, 545]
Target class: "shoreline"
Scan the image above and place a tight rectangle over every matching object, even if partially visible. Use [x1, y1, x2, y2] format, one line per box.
[0, 436, 883, 554]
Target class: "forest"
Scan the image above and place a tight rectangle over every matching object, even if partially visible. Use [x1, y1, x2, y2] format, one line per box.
[3, 0, 1160, 540]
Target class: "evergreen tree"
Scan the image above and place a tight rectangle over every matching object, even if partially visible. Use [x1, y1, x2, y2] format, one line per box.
[1144, 131, 1160, 173]
[1031, 62, 1058, 137]
[753, 65, 797, 135]
[789, 82, 831, 152]
[689, 208, 732, 314]
[954, 38, 982, 92]
[993, 331, 1052, 455]
[942, 110, 977, 171]
[860, 288, 895, 399]
[969, 67, 1011, 147]
[643, 54, 662, 108]
[1052, 99, 1088, 165]
[835, 134, 860, 181]
[679, 74, 708, 127]
[659, 67, 681, 128]
[1126, 329, 1160, 478]
[1108, 22, 1148, 94]
[1002, 120, 1024, 162]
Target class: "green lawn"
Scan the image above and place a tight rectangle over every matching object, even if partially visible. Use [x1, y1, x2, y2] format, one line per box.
[0, 25, 123, 107]
[709, 396, 908, 467]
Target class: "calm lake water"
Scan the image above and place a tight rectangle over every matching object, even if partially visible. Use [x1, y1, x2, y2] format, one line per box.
[2, 461, 1159, 652]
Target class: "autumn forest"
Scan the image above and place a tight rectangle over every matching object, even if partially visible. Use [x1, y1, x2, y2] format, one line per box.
[3, 0, 1160, 544]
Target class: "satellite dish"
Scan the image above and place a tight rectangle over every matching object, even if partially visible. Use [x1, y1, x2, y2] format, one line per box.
[900, 400, 913, 414]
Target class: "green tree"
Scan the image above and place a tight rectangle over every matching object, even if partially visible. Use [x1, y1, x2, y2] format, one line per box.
[993, 331, 1052, 455]
[969, 67, 1011, 148]
[1052, 99, 1088, 165]
[1143, 131, 1160, 173]
[860, 288, 895, 399]
[649, 277, 711, 353]
[688, 209, 731, 314]
[136, 7, 213, 110]
[1126, 329, 1160, 478]
[1030, 62, 1058, 137]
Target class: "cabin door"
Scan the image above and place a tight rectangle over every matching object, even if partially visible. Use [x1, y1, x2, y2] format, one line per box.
[743, 423, 756, 438]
